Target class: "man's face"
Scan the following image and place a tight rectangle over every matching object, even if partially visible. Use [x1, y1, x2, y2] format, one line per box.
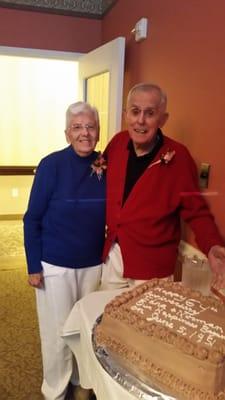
[65, 112, 99, 157]
[125, 89, 168, 154]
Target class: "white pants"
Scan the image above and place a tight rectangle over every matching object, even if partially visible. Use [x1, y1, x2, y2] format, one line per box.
[36, 261, 102, 400]
[100, 242, 173, 290]
[100, 243, 147, 290]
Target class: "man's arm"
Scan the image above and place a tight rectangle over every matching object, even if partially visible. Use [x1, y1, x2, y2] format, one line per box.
[177, 147, 225, 288]
[208, 245, 225, 289]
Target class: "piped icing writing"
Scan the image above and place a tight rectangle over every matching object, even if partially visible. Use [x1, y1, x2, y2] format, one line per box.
[130, 287, 225, 348]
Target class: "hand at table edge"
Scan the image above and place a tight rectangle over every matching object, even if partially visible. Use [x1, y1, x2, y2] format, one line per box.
[208, 245, 225, 290]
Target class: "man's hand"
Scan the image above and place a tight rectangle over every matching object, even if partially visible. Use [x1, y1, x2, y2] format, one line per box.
[208, 245, 225, 289]
[28, 272, 44, 289]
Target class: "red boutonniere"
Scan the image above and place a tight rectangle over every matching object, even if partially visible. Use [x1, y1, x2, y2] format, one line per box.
[90, 152, 107, 181]
[148, 149, 176, 169]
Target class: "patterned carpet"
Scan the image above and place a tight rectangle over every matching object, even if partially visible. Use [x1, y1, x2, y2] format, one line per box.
[0, 221, 42, 400]
[0, 220, 24, 255]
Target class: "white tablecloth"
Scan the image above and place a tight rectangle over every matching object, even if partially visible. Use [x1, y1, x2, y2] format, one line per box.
[62, 289, 137, 400]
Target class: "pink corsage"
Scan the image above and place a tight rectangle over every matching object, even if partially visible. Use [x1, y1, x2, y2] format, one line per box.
[148, 149, 176, 169]
[90, 152, 107, 181]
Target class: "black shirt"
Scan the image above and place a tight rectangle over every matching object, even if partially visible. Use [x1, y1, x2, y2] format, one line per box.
[122, 129, 163, 205]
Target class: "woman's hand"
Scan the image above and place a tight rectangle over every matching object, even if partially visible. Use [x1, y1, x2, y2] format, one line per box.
[28, 272, 44, 289]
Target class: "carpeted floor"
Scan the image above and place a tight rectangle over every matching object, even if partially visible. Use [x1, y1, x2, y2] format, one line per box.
[0, 220, 97, 400]
[0, 220, 43, 400]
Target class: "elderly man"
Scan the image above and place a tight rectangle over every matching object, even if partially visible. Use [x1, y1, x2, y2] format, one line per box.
[100, 82, 225, 291]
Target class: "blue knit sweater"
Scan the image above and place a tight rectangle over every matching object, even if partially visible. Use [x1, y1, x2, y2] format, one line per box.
[23, 146, 106, 274]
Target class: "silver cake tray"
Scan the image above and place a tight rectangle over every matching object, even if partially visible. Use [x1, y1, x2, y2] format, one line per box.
[92, 315, 177, 400]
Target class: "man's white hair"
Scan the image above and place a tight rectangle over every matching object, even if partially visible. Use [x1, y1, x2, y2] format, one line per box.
[127, 83, 167, 111]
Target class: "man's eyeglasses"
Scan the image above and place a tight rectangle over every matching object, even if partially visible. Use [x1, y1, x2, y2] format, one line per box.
[68, 124, 96, 133]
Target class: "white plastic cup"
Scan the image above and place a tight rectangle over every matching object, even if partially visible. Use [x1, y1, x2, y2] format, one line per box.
[182, 255, 212, 296]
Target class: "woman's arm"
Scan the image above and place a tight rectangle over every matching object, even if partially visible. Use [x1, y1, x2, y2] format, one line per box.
[23, 157, 56, 274]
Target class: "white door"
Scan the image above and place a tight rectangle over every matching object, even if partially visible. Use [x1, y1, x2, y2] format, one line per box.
[78, 37, 125, 144]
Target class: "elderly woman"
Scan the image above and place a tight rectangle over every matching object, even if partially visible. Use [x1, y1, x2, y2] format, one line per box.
[23, 102, 105, 400]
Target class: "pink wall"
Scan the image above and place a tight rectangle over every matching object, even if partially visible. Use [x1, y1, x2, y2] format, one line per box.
[102, 0, 225, 242]
[0, 8, 101, 52]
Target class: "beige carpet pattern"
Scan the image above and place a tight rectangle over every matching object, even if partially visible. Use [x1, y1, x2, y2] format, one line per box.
[0, 221, 43, 400]
[0, 220, 25, 257]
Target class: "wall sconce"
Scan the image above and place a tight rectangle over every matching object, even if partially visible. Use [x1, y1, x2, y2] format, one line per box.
[131, 17, 148, 42]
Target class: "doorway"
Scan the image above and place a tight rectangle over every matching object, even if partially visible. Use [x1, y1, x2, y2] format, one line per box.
[0, 48, 80, 217]
[0, 38, 125, 217]
[0, 50, 80, 166]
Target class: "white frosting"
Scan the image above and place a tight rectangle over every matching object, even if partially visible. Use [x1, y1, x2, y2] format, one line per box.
[130, 287, 225, 347]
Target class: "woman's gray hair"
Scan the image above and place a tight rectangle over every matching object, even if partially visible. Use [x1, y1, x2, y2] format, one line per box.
[126, 83, 167, 111]
[65, 101, 100, 130]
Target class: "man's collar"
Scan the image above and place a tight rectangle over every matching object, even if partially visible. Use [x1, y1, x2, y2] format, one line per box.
[127, 129, 163, 156]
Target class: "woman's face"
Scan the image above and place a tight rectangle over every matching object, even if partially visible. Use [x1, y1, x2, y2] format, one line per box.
[65, 112, 99, 157]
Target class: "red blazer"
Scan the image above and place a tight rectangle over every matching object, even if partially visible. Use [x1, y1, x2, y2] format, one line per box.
[103, 131, 224, 279]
